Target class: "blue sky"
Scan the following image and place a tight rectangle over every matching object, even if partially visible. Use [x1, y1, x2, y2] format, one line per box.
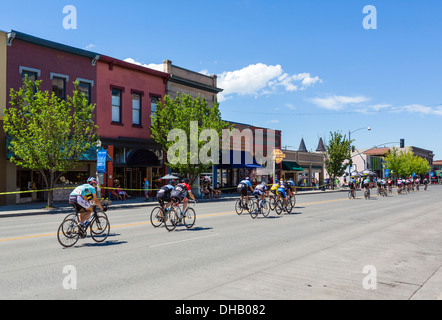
[1, 0, 441, 159]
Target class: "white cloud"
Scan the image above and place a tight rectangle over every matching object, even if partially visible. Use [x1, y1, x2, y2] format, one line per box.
[124, 58, 163, 72]
[310, 95, 370, 111]
[271, 72, 322, 92]
[217, 63, 321, 102]
[85, 44, 96, 50]
[401, 104, 442, 116]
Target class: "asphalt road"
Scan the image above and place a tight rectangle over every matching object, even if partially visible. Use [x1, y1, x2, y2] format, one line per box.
[1, 186, 441, 300]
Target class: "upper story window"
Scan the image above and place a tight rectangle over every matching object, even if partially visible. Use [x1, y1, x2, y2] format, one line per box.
[52, 77, 66, 100]
[151, 96, 159, 126]
[50, 73, 69, 101]
[132, 93, 141, 126]
[77, 78, 94, 104]
[112, 88, 122, 123]
[19, 66, 40, 92]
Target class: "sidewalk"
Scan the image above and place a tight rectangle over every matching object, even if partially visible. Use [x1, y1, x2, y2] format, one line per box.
[0, 188, 345, 218]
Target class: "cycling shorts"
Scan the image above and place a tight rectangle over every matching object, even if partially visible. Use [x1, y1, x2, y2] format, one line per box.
[171, 192, 187, 203]
[253, 190, 265, 197]
[69, 195, 90, 211]
[277, 188, 286, 198]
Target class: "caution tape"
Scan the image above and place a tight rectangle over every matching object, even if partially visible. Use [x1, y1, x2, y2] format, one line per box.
[0, 182, 334, 196]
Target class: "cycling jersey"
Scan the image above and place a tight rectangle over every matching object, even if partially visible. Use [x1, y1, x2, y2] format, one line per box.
[171, 183, 191, 201]
[349, 179, 356, 189]
[237, 179, 252, 196]
[69, 184, 96, 210]
[277, 182, 288, 198]
[254, 183, 268, 196]
[156, 185, 174, 201]
[238, 180, 252, 189]
[70, 184, 96, 199]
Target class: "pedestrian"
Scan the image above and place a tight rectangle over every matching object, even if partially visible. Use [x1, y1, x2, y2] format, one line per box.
[143, 177, 150, 201]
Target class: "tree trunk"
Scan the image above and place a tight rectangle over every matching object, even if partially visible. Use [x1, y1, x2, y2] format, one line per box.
[47, 170, 55, 208]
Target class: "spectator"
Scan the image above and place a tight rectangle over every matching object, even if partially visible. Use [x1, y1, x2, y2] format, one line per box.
[214, 182, 222, 198]
[143, 177, 150, 202]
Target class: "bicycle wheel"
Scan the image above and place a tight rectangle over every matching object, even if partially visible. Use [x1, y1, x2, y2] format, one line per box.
[57, 219, 80, 248]
[290, 195, 296, 207]
[235, 199, 244, 215]
[183, 208, 196, 229]
[250, 202, 259, 219]
[348, 191, 352, 199]
[164, 208, 178, 231]
[247, 199, 254, 213]
[269, 197, 276, 210]
[150, 206, 165, 227]
[275, 200, 283, 215]
[261, 201, 270, 217]
[90, 215, 110, 243]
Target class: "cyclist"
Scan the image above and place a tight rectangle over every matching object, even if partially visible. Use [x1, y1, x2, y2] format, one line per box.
[387, 178, 393, 193]
[171, 178, 197, 217]
[414, 178, 420, 191]
[277, 180, 289, 208]
[253, 180, 269, 205]
[69, 177, 105, 227]
[348, 177, 356, 197]
[156, 180, 176, 214]
[423, 178, 429, 190]
[287, 178, 298, 197]
[363, 177, 371, 195]
[397, 178, 403, 193]
[237, 177, 254, 209]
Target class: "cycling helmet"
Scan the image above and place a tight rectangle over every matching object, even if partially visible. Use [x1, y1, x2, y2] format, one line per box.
[246, 177, 250, 181]
[169, 180, 176, 187]
[87, 177, 98, 186]
[182, 178, 190, 184]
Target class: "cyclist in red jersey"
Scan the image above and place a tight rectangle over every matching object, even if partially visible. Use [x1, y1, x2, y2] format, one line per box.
[171, 178, 197, 215]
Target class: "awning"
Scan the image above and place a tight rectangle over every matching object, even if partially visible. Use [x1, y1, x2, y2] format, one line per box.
[282, 161, 303, 172]
[80, 148, 113, 162]
[218, 150, 263, 169]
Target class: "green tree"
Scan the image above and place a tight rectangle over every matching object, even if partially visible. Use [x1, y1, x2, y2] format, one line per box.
[324, 131, 353, 189]
[151, 93, 229, 185]
[385, 147, 431, 179]
[384, 147, 402, 179]
[4, 77, 98, 207]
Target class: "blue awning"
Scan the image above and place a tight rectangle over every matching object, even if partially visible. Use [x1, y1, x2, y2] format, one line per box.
[218, 150, 263, 169]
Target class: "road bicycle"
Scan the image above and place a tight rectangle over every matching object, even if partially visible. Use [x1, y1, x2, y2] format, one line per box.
[364, 188, 371, 200]
[250, 195, 270, 219]
[274, 195, 294, 215]
[235, 196, 253, 215]
[164, 198, 196, 231]
[57, 203, 110, 248]
[348, 188, 356, 199]
[150, 200, 171, 228]
[380, 186, 388, 197]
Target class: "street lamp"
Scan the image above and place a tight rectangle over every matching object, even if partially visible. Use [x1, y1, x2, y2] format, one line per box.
[348, 127, 371, 180]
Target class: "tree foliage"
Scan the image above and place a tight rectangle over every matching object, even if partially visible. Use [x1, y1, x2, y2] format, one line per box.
[384, 147, 431, 178]
[151, 93, 229, 184]
[324, 131, 353, 189]
[4, 77, 98, 207]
